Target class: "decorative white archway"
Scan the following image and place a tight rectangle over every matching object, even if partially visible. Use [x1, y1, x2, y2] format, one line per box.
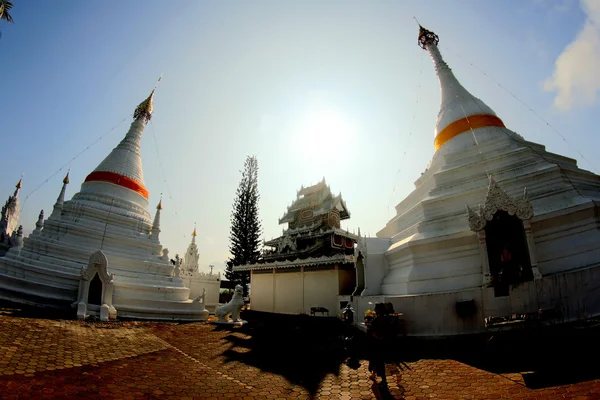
[466, 176, 542, 286]
[74, 250, 117, 321]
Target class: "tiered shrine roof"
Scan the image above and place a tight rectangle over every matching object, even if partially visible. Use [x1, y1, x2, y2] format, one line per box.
[279, 177, 350, 225]
[235, 179, 356, 272]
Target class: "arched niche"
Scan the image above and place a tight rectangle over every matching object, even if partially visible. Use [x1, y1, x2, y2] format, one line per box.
[88, 273, 103, 305]
[74, 250, 117, 321]
[466, 177, 542, 293]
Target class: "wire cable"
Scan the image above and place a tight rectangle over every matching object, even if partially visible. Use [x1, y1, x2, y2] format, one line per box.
[441, 45, 596, 201]
[387, 52, 425, 218]
[18, 116, 129, 216]
[448, 46, 598, 175]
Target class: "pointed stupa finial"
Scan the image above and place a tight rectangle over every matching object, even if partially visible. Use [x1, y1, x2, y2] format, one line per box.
[34, 209, 44, 233]
[156, 193, 163, 210]
[192, 224, 197, 237]
[134, 89, 155, 121]
[50, 170, 70, 219]
[150, 195, 162, 242]
[418, 24, 505, 151]
[417, 23, 439, 50]
[13, 174, 23, 197]
[133, 74, 162, 122]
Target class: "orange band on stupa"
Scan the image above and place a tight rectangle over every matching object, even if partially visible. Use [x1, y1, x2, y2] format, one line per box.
[84, 171, 149, 199]
[434, 114, 505, 151]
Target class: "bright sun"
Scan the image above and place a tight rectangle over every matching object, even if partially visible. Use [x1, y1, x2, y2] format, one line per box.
[295, 109, 356, 155]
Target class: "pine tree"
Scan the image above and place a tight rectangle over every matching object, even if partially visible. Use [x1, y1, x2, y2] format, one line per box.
[226, 155, 262, 296]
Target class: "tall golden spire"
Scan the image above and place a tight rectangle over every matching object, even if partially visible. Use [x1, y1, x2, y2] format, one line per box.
[16, 176, 23, 189]
[133, 89, 155, 121]
[156, 198, 163, 210]
[192, 226, 197, 237]
[63, 170, 70, 185]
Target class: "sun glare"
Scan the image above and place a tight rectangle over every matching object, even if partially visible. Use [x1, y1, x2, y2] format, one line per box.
[295, 109, 356, 155]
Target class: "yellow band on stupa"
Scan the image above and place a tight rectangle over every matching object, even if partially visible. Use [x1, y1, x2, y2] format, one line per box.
[434, 114, 505, 151]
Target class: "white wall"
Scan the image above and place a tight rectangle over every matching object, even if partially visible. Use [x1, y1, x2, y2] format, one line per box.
[274, 272, 303, 314]
[249, 271, 274, 313]
[352, 264, 600, 337]
[182, 275, 221, 313]
[249, 268, 341, 316]
[303, 269, 339, 315]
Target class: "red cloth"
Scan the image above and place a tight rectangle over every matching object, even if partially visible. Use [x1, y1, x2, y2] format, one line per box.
[501, 248, 512, 263]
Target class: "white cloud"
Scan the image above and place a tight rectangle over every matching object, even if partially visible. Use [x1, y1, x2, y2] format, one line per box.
[543, 0, 600, 110]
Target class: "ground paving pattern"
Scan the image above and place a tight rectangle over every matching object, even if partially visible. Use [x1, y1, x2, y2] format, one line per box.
[0, 308, 599, 399]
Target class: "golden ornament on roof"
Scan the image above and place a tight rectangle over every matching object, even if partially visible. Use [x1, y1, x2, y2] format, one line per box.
[134, 89, 155, 121]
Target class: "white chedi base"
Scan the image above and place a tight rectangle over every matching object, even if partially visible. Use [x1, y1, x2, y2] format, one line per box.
[367, 127, 600, 296]
[0, 189, 210, 321]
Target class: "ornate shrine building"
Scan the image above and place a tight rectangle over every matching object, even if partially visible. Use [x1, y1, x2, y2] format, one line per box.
[0, 90, 209, 321]
[352, 25, 600, 336]
[234, 178, 358, 315]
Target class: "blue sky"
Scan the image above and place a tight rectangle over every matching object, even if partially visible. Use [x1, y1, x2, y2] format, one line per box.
[1, 0, 599, 276]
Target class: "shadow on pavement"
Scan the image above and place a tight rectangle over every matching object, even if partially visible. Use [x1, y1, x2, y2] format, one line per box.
[395, 321, 600, 390]
[220, 311, 600, 396]
[219, 311, 348, 396]
[0, 299, 73, 320]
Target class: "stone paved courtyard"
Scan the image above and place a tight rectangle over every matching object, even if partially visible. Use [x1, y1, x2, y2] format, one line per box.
[0, 306, 599, 400]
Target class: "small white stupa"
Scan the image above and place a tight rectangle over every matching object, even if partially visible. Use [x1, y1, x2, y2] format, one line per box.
[182, 226, 200, 275]
[0, 89, 208, 321]
[178, 226, 222, 313]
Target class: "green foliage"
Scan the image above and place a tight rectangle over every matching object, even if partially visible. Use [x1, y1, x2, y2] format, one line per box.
[225, 155, 262, 296]
[0, 0, 14, 38]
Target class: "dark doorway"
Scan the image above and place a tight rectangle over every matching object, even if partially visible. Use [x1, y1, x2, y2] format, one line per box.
[485, 210, 533, 297]
[88, 273, 103, 305]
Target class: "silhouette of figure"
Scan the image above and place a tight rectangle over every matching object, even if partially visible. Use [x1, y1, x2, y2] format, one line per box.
[367, 302, 390, 388]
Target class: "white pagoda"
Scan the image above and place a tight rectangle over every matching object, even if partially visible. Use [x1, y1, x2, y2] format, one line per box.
[352, 25, 600, 336]
[0, 90, 208, 321]
[182, 227, 200, 275]
[179, 227, 222, 313]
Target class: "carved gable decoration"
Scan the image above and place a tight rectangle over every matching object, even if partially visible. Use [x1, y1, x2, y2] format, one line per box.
[81, 250, 114, 282]
[466, 176, 533, 232]
[278, 234, 297, 254]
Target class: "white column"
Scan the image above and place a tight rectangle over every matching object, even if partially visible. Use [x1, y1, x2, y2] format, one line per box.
[523, 219, 542, 280]
[477, 230, 491, 286]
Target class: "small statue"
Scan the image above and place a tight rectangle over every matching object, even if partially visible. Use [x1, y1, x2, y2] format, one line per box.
[161, 248, 170, 262]
[193, 288, 206, 306]
[215, 284, 245, 323]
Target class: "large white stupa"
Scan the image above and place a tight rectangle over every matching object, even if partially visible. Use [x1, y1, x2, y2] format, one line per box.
[0, 90, 208, 321]
[352, 26, 600, 336]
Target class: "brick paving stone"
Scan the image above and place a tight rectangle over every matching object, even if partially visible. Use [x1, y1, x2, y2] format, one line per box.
[0, 313, 599, 399]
